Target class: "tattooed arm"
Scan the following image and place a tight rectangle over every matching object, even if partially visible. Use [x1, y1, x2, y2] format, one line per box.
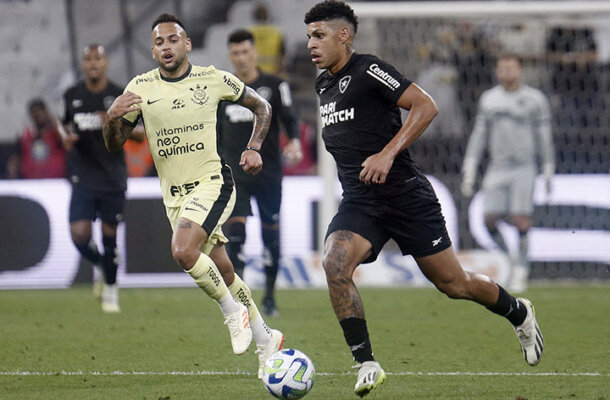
[236, 86, 272, 175]
[102, 91, 142, 152]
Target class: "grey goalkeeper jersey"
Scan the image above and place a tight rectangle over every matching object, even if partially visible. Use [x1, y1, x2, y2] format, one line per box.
[463, 84, 554, 175]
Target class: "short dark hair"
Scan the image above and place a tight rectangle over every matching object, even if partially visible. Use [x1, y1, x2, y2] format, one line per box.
[497, 52, 523, 66]
[27, 98, 46, 111]
[228, 29, 255, 46]
[304, 1, 358, 34]
[151, 13, 186, 32]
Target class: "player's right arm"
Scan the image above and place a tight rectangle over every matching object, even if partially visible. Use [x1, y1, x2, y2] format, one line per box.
[102, 91, 142, 152]
[461, 94, 490, 197]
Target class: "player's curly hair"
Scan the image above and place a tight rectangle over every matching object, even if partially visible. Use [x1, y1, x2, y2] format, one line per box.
[151, 13, 186, 32]
[304, 1, 358, 34]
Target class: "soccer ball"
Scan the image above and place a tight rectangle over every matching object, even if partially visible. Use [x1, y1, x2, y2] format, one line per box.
[262, 348, 315, 399]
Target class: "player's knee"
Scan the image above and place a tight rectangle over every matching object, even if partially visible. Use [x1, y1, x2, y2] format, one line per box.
[227, 222, 246, 245]
[511, 215, 531, 233]
[434, 275, 469, 299]
[171, 244, 198, 269]
[484, 215, 502, 232]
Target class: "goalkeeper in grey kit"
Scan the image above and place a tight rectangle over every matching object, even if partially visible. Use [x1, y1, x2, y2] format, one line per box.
[462, 53, 555, 293]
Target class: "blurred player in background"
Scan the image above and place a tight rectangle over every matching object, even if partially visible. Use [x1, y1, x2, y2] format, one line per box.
[461, 53, 554, 293]
[305, 2, 544, 396]
[218, 29, 302, 316]
[102, 14, 283, 378]
[62, 44, 144, 313]
[248, 2, 286, 76]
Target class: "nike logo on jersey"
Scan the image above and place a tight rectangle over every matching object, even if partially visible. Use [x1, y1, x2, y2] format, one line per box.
[147, 98, 162, 105]
[432, 237, 443, 247]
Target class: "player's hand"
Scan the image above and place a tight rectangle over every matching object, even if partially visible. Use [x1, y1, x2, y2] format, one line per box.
[240, 148, 263, 175]
[106, 91, 142, 121]
[283, 138, 303, 167]
[360, 151, 394, 185]
[61, 131, 79, 151]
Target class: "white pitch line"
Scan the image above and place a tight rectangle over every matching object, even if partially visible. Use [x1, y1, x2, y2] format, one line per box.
[0, 371, 607, 377]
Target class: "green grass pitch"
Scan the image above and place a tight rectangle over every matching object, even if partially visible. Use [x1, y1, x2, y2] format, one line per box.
[0, 285, 608, 399]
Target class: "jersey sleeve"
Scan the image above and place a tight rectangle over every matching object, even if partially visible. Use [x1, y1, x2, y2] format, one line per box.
[463, 92, 491, 174]
[277, 81, 300, 140]
[61, 91, 72, 125]
[363, 56, 412, 104]
[216, 70, 246, 102]
[120, 78, 141, 127]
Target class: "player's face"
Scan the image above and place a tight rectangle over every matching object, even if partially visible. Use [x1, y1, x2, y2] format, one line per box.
[496, 58, 522, 88]
[228, 40, 258, 77]
[82, 47, 108, 81]
[152, 22, 192, 75]
[306, 21, 347, 73]
[29, 104, 49, 127]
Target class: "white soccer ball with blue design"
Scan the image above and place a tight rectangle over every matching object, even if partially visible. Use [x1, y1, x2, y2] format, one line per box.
[262, 348, 315, 399]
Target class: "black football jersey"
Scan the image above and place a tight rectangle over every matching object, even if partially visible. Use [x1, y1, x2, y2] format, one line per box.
[315, 53, 427, 200]
[217, 72, 299, 181]
[63, 81, 127, 192]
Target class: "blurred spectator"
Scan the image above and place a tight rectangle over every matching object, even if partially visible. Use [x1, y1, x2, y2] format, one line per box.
[124, 135, 155, 177]
[546, 25, 600, 129]
[248, 2, 286, 76]
[452, 22, 495, 131]
[461, 53, 554, 293]
[7, 98, 66, 179]
[415, 27, 466, 139]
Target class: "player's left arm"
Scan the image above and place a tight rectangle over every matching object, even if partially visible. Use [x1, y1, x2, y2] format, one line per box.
[236, 86, 272, 175]
[536, 92, 555, 193]
[360, 83, 438, 185]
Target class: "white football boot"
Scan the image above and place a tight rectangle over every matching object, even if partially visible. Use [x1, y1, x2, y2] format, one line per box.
[354, 361, 387, 397]
[101, 283, 120, 313]
[256, 329, 285, 378]
[224, 303, 252, 355]
[514, 298, 543, 366]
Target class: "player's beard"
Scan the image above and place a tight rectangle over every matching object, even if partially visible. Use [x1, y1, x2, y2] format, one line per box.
[160, 54, 186, 74]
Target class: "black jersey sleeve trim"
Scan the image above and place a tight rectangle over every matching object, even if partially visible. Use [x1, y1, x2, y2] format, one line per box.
[235, 86, 246, 104]
[120, 116, 139, 127]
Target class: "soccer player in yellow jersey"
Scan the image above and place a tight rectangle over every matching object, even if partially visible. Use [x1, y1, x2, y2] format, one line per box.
[102, 13, 284, 377]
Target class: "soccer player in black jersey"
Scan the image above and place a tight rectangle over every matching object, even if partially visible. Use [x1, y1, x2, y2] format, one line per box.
[62, 44, 144, 313]
[218, 29, 302, 316]
[305, 1, 544, 397]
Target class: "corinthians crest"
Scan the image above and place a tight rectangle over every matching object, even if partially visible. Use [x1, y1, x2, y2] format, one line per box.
[190, 84, 209, 106]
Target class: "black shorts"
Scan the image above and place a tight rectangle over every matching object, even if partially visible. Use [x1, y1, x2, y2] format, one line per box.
[231, 175, 282, 225]
[69, 185, 126, 225]
[326, 182, 452, 263]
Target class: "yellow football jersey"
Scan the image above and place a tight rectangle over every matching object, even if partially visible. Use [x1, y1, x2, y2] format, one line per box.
[122, 64, 245, 207]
